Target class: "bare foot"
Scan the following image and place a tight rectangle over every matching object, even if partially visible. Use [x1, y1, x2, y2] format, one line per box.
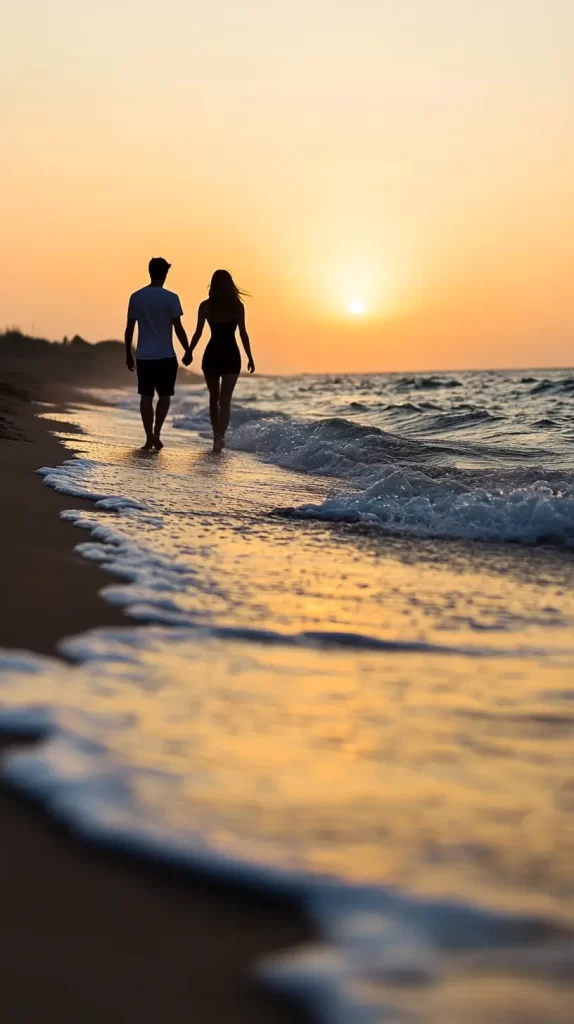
[141, 439, 154, 451]
[152, 436, 164, 450]
[213, 435, 223, 453]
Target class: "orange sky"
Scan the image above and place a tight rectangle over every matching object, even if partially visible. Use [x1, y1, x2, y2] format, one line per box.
[1, 1, 573, 373]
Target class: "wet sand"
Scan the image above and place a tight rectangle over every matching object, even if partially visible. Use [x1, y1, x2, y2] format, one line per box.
[0, 382, 310, 1023]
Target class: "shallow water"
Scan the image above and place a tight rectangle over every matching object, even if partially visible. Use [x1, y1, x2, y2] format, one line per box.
[1, 368, 574, 1022]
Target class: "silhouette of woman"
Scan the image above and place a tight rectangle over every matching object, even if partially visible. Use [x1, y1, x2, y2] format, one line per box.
[184, 270, 255, 452]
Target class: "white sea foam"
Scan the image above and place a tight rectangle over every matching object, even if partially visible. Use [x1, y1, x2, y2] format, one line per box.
[285, 467, 574, 546]
[37, 451, 574, 647]
[171, 384, 574, 547]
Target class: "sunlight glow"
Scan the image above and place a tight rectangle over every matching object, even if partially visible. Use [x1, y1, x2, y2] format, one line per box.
[348, 299, 366, 315]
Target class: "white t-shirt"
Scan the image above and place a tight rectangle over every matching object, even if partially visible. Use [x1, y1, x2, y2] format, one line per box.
[128, 285, 183, 360]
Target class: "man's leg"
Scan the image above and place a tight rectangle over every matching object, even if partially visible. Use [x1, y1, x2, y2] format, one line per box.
[140, 396, 155, 449]
[153, 396, 171, 449]
[204, 375, 221, 440]
[218, 375, 239, 444]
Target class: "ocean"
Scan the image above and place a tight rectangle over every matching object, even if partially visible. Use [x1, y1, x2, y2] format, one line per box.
[1, 367, 574, 1022]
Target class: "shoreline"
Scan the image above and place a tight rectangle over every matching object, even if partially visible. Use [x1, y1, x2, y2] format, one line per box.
[0, 383, 311, 1024]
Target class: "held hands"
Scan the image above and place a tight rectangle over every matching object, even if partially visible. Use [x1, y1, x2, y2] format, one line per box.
[126, 352, 135, 372]
[247, 358, 255, 374]
[182, 349, 193, 367]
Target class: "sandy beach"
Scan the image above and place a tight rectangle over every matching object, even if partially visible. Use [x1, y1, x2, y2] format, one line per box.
[0, 381, 127, 655]
[0, 382, 310, 1024]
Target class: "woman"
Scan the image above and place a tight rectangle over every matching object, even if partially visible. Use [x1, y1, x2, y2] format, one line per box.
[184, 270, 255, 451]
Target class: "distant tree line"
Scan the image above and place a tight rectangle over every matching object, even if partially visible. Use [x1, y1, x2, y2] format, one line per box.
[0, 330, 127, 386]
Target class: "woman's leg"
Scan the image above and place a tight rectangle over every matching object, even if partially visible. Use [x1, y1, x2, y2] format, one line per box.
[218, 374, 240, 441]
[204, 375, 222, 438]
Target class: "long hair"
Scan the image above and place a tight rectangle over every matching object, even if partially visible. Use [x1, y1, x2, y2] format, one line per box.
[208, 269, 248, 318]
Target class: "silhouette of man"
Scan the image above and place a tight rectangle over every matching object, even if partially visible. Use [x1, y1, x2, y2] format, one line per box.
[125, 257, 190, 450]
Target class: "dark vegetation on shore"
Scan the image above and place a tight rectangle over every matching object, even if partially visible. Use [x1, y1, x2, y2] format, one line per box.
[0, 330, 128, 389]
[0, 330, 197, 418]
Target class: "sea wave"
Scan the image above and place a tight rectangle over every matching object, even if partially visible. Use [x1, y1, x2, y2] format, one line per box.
[159, 365, 574, 480]
[173, 401, 283, 435]
[530, 378, 574, 396]
[176, 408, 444, 475]
[171, 398, 574, 545]
[174, 395, 556, 471]
[280, 466, 574, 546]
[221, 407, 564, 487]
[395, 375, 464, 390]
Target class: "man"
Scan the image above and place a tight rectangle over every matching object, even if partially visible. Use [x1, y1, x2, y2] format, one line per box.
[125, 257, 190, 450]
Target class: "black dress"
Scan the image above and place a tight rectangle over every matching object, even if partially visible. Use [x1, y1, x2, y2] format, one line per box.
[202, 318, 241, 375]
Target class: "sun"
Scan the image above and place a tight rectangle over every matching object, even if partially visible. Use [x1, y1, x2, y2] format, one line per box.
[348, 299, 366, 315]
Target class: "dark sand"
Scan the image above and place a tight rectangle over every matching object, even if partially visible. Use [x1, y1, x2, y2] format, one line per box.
[0, 382, 126, 656]
[0, 382, 310, 1023]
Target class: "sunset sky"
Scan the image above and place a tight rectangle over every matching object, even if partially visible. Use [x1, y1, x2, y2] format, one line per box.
[1, 1, 573, 373]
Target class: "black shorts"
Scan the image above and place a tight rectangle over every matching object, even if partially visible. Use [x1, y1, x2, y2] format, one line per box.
[136, 357, 178, 397]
